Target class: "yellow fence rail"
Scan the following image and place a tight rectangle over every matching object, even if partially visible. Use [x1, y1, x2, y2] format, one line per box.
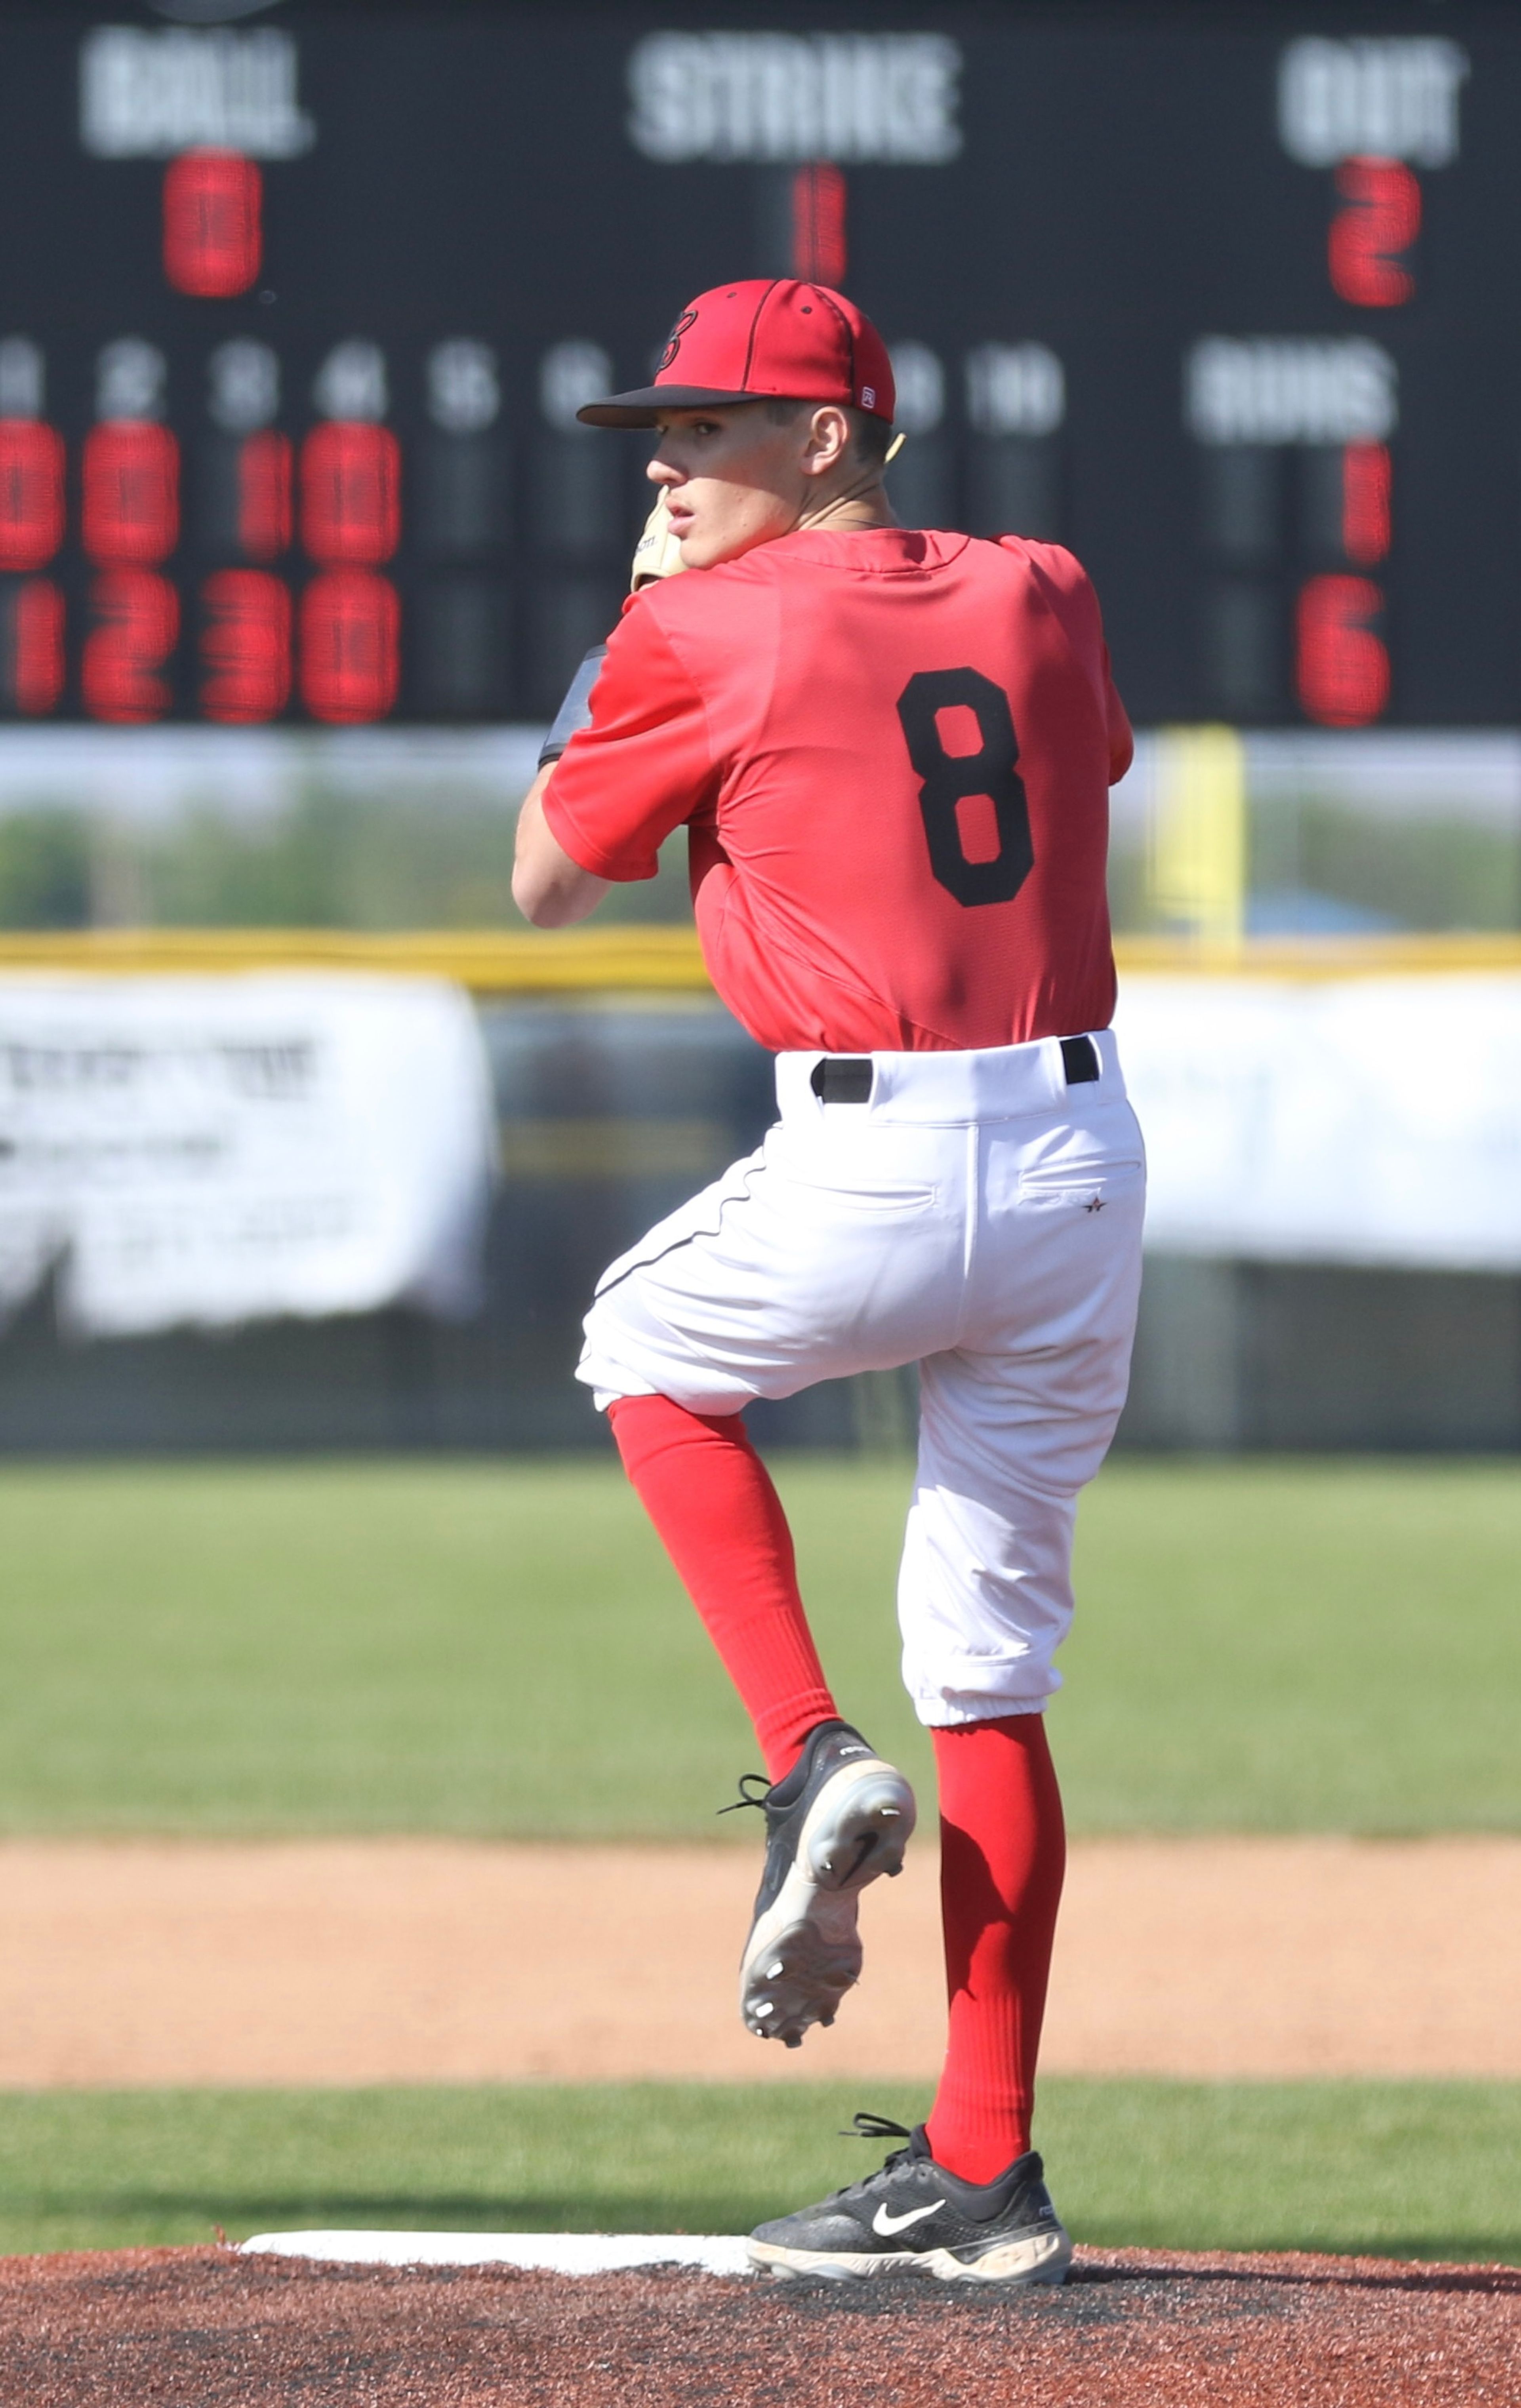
[0, 926, 709, 991]
[0, 925, 1515, 989]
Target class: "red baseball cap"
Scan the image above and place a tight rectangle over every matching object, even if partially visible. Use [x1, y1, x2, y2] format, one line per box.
[576, 279, 896, 428]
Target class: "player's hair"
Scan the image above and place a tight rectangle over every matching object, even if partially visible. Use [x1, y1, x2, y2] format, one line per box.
[763, 396, 892, 471]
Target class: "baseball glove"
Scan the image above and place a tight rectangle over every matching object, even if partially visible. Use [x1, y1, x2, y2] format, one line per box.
[631, 488, 686, 591]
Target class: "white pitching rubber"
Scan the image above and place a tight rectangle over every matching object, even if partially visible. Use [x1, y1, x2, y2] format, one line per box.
[240, 2231, 755, 2277]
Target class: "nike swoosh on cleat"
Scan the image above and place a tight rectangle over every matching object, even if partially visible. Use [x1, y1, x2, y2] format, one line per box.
[871, 2199, 945, 2237]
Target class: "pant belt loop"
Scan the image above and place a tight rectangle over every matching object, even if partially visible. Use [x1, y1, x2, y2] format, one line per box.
[810, 1057, 874, 1105]
[1060, 1035, 1100, 1086]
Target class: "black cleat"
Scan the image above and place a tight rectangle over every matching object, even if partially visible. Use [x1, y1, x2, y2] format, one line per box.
[748, 2115, 1071, 2285]
[731, 1721, 915, 2049]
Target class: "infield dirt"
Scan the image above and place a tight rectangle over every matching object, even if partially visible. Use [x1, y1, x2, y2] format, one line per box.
[0, 1834, 1516, 2086]
[4, 2243, 1518, 2407]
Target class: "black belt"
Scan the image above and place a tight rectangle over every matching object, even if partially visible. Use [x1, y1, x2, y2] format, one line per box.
[811, 1035, 1100, 1104]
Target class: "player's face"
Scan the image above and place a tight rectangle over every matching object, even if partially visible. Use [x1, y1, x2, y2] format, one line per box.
[646, 405, 847, 568]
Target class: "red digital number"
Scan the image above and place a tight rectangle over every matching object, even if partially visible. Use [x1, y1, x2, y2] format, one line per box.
[1341, 442, 1391, 567]
[0, 422, 65, 570]
[200, 570, 291, 722]
[162, 149, 263, 299]
[237, 430, 292, 561]
[6, 580, 65, 714]
[82, 568, 179, 722]
[299, 568, 399, 723]
[300, 423, 401, 565]
[791, 162, 847, 285]
[1296, 575, 1389, 728]
[82, 423, 179, 565]
[1329, 158, 1420, 307]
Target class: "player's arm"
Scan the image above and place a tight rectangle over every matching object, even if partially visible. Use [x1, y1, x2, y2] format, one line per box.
[513, 767, 610, 926]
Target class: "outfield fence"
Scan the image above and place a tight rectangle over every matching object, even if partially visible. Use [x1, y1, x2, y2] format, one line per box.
[0, 928, 1515, 1456]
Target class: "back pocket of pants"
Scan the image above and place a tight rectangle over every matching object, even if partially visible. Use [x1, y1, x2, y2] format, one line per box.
[782, 1178, 938, 1213]
[1016, 1158, 1144, 1212]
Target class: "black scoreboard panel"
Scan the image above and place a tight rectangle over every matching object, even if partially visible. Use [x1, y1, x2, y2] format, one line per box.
[0, 2, 1517, 729]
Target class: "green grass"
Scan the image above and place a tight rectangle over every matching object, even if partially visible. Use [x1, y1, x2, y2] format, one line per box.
[1065, 1456, 1521, 1831]
[0, 2080, 1513, 2264]
[0, 1461, 1513, 2269]
[0, 1456, 1516, 1835]
[0, 1457, 760, 1835]
[0, 1454, 1511, 1830]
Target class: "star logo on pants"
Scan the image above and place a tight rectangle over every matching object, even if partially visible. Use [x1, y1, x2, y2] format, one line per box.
[1083, 1194, 1106, 1213]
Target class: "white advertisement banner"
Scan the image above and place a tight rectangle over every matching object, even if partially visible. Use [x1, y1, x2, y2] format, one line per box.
[0, 973, 496, 1337]
[1117, 971, 1521, 1271]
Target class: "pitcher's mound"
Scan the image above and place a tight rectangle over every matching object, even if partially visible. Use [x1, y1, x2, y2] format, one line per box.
[2, 2241, 1517, 2405]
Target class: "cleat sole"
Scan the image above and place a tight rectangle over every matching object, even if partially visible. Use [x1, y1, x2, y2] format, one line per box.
[747, 2224, 1071, 2286]
[739, 1754, 916, 2046]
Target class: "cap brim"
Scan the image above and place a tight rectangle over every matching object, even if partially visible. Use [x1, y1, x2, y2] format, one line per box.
[576, 385, 769, 428]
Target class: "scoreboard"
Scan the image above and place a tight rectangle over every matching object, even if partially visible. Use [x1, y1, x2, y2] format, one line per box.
[0, 3, 1517, 729]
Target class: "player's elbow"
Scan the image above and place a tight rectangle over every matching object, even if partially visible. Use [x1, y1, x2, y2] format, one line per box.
[512, 866, 580, 928]
[512, 854, 610, 927]
[511, 851, 564, 924]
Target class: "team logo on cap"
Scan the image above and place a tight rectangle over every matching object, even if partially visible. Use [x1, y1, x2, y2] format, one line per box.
[659, 308, 698, 370]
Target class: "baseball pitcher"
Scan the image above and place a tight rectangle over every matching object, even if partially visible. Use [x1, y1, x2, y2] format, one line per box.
[514, 279, 1144, 2284]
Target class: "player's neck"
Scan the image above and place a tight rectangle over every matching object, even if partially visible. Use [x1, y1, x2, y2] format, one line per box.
[793, 483, 899, 537]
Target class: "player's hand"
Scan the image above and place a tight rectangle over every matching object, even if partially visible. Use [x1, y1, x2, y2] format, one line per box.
[631, 488, 685, 591]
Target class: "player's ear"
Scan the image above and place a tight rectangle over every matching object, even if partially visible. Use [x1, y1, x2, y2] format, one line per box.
[801, 404, 851, 479]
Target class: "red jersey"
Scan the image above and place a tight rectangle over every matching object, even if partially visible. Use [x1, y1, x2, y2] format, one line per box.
[543, 526, 1132, 1055]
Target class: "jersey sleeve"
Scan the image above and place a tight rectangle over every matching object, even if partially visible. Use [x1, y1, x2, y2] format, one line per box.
[1103, 647, 1134, 785]
[1006, 537, 1134, 784]
[541, 595, 716, 883]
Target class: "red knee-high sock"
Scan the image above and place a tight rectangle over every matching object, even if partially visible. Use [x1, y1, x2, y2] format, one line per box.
[924, 1714, 1066, 2185]
[608, 1395, 839, 1781]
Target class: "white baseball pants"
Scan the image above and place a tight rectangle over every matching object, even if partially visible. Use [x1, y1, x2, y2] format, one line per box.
[579, 1033, 1146, 1728]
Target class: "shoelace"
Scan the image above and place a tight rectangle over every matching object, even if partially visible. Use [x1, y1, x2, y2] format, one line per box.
[841, 2112, 913, 2143]
[715, 1772, 772, 1818]
[830, 2111, 917, 2195]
